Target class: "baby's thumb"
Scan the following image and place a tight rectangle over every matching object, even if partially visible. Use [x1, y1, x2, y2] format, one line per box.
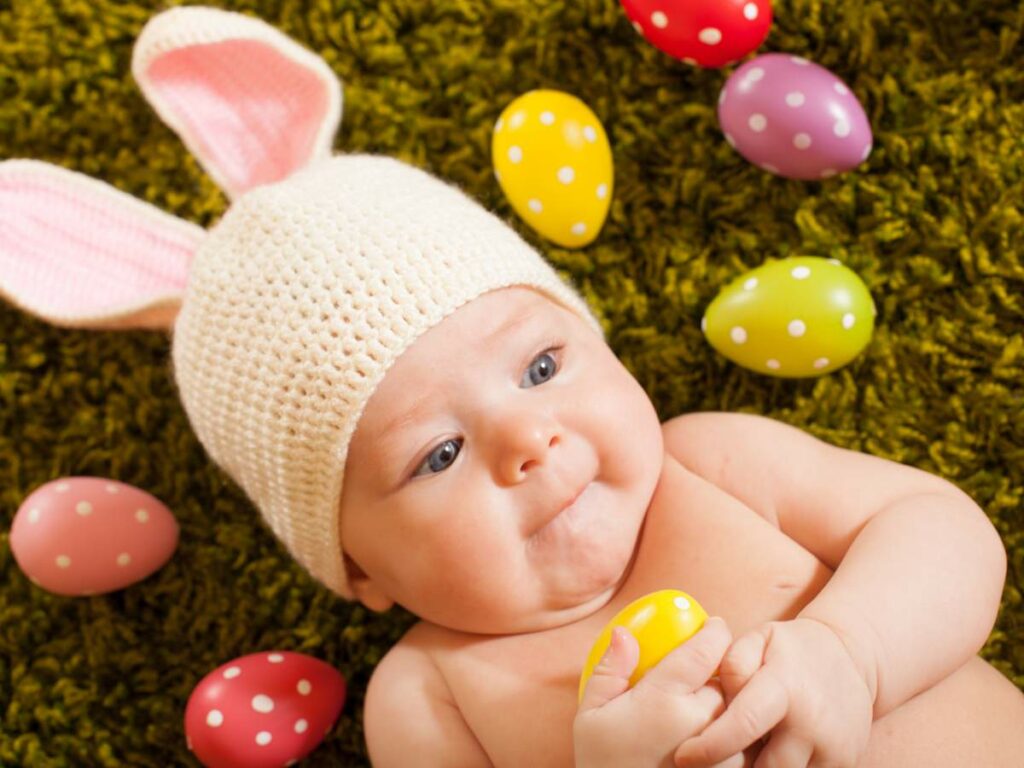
[578, 626, 640, 712]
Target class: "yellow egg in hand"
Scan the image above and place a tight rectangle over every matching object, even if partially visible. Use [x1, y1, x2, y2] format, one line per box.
[579, 590, 708, 703]
[492, 90, 613, 248]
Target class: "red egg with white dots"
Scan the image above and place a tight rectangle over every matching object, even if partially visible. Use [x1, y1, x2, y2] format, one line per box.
[621, 0, 772, 68]
[10, 476, 179, 596]
[184, 651, 346, 768]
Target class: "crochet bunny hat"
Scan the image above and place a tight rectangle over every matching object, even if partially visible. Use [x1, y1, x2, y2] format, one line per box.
[0, 6, 604, 600]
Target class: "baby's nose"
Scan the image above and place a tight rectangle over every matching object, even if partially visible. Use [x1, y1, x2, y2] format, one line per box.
[495, 411, 562, 482]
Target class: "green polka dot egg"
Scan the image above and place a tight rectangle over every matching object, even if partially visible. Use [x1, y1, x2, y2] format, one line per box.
[702, 257, 876, 377]
[492, 90, 612, 248]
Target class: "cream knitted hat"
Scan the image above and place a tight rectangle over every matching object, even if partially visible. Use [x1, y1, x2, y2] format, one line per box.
[0, 7, 604, 599]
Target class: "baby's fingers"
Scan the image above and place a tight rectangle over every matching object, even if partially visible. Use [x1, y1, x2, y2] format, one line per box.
[634, 616, 732, 699]
[674, 668, 789, 767]
[578, 626, 640, 711]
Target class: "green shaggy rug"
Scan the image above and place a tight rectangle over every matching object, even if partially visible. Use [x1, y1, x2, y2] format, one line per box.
[1, 0, 1022, 765]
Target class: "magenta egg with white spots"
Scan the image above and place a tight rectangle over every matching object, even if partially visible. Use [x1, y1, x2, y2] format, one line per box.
[10, 477, 179, 596]
[185, 651, 346, 768]
[718, 53, 873, 180]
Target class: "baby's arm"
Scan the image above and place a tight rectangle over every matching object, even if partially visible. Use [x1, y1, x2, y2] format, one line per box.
[663, 411, 1007, 718]
[363, 633, 492, 767]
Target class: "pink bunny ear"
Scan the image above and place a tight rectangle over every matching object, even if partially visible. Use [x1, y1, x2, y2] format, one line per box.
[0, 160, 203, 331]
[132, 6, 343, 202]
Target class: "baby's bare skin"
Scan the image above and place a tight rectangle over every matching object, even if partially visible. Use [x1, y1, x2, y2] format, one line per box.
[340, 287, 1024, 766]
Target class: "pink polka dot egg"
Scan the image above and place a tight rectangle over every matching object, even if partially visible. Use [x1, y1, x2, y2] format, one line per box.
[718, 53, 873, 180]
[185, 651, 346, 768]
[10, 476, 179, 596]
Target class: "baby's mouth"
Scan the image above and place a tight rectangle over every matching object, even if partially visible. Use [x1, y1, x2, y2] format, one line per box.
[535, 480, 593, 538]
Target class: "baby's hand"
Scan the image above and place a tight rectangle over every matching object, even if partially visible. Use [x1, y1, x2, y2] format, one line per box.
[673, 618, 873, 768]
[574, 617, 745, 768]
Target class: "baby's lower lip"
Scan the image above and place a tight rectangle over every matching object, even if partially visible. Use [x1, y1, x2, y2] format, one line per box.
[541, 481, 593, 532]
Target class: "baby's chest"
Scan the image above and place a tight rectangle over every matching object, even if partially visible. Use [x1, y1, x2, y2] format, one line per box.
[436, 459, 834, 767]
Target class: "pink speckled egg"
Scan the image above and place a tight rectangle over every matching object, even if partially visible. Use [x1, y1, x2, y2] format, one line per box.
[718, 53, 873, 180]
[185, 651, 346, 768]
[10, 477, 179, 596]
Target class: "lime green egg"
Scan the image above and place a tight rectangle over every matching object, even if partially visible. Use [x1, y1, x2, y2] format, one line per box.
[702, 257, 876, 378]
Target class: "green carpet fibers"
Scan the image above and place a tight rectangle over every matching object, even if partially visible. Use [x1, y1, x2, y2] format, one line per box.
[1, 0, 1022, 764]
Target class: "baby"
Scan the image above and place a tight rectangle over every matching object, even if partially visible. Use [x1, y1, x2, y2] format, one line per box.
[2, 6, 1022, 767]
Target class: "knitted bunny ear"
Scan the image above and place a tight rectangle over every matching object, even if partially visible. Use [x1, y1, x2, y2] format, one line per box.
[0, 160, 203, 331]
[132, 5, 343, 202]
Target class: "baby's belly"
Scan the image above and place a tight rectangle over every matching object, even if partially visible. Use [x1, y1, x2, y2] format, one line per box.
[427, 455, 834, 767]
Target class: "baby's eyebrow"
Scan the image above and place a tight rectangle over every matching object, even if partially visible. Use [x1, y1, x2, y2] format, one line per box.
[379, 307, 544, 438]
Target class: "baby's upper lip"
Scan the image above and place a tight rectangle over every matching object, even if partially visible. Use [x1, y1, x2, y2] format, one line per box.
[532, 478, 590, 535]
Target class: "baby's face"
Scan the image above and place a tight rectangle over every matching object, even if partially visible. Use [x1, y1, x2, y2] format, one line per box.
[338, 287, 664, 634]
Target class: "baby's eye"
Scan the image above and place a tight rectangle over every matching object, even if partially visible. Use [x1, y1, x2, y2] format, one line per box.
[412, 438, 463, 478]
[520, 349, 559, 388]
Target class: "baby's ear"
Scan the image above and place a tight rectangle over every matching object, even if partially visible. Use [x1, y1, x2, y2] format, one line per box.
[0, 160, 202, 331]
[132, 5, 343, 202]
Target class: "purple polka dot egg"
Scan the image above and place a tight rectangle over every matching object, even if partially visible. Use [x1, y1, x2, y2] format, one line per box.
[10, 476, 179, 596]
[718, 53, 872, 180]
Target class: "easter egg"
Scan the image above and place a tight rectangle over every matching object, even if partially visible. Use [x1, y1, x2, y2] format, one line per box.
[622, 0, 772, 68]
[702, 257, 876, 377]
[718, 53, 873, 179]
[492, 90, 612, 248]
[185, 651, 346, 768]
[10, 477, 179, 596]
[579, 590, 707, 703]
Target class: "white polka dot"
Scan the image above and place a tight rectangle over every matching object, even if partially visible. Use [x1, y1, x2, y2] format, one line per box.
[583, 125, 597, 142]
[842, 313, 856, 329]
[223, 666, 241, 679]
[494, 169, 501, 183]
[761, 163, 780, 174]
[719, 89, 727, 106]
[699, 27, 722, 45]
[785, 91, 805, 107]
[297, 679, 312, 695]
[55, 482, 70, 493]
[730, 327, 748, 344]
[834, 119, 851, 138]
[744, 2, 759, 20]
[828, 258, 842, 265]
[507, 145, 523, 163]
[813, 358, 830, 369]
[651, 11, 668, 28]
[834, 82, 849, 96]
[28, 507, 41, 524]
[791, 266, 811, 279]
[820, 168, 837, 179]
[252, 694, 275, 713]
[135, 508, 149, 523]
[790, 56, 810, 65]
[744, 277, 758, 290]
[76, 501, 92, 516]
[116, 553, 131, 567]
[255, 731, 272, 746]
[673, 596, 691, 610]
[766, 359, 781, 370]
[788, 319, 806, 337]
[682, 57, 698, 66]
[596, 183, 607, 199]
[861, 143, 872, 161]
[557, 166, 575, 184]
[105, 483, 119, 494]
[495, 117, 504, 133]
[747, 67, 765, 83]
[539, 111, 555, 125]
[748, 113, 767, 132]
[793, 133, 812, 149]
[528, 198, 543, 212]
[294, 719, 309, 734]
[571, 222, 587, 236]
[632, 20, 644, 35]
[206, 709, 224, 727]
[56, 555, 71, 569]
[509, 111, 525, 129]
[701, 316, 707, 333]
[268, 654, 284, 663]
[725, 132, 736, 148]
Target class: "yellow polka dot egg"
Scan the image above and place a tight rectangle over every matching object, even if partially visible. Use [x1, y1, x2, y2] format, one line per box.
[579, 589, 707, 703]
[492, 90, 613, 248]
[702, 257, 876, 377]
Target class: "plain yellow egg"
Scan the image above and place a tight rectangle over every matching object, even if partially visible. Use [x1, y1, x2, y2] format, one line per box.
[492, 89, 613, 248]
[578, 590, 708, 703]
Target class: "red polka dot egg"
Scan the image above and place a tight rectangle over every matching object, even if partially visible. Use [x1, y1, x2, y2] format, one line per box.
[718, 53, 873, 179]
[622, 0, 772, 68]
[10, 477, 179, 596]
[185, 651, 346, 768]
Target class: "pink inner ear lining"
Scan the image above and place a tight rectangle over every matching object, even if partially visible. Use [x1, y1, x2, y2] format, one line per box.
[147, 39, 330, 197]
